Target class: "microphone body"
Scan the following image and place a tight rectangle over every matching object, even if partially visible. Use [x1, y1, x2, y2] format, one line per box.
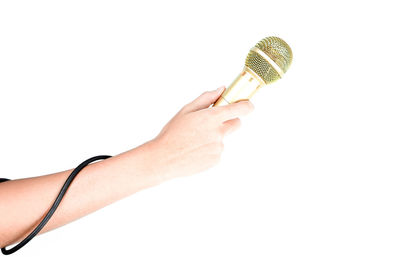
[213, 36, 292, 107]
[214, 67, 264, 106]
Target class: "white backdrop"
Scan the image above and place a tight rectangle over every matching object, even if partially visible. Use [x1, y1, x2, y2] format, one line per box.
[1, 1, 399, 256]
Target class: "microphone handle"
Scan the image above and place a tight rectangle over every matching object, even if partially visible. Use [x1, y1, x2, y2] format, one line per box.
[213, 66, 265, 107]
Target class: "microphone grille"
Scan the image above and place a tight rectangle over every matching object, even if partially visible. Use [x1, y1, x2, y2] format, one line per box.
[245, 36, 293, 84]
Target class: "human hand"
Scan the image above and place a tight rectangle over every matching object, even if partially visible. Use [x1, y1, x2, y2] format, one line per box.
[149, 86, 254, 181]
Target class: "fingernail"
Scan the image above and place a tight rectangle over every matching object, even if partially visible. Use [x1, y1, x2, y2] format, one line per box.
[217, 86, 225, 93]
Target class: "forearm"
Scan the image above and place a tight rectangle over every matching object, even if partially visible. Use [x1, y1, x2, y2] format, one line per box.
[0, 140, 163, 248]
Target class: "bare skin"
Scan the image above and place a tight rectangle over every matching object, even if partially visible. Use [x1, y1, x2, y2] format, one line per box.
[0, 86, 254, 248]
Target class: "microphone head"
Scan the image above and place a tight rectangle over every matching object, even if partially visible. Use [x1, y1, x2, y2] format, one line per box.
[245, 36, 293, 85]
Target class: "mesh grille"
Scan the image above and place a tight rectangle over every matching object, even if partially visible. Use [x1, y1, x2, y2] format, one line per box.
[255, 37, 292, 73]
[245, 36, 292, 84]
[245, 51, 280, 84]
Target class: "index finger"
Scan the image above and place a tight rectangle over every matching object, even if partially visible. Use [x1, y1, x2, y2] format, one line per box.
[212, 100, 254, 121]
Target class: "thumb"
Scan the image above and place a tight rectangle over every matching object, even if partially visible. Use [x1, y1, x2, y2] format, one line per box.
[181, 86, 225, 113]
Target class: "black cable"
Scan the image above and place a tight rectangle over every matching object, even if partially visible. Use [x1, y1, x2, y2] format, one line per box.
[1, 155, 112, 255]
[0, 178, 10, 183]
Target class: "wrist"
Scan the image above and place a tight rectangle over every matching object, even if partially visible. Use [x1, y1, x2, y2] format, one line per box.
[123, 139, 169, 187]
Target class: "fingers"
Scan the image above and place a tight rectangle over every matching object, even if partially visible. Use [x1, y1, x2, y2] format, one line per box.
[213, 100, 254, 122]
[181, 86, 225, 114]
[221, 118, 241, 135]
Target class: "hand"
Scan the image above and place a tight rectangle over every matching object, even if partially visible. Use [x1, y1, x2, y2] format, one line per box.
[149, 86, 254, 180]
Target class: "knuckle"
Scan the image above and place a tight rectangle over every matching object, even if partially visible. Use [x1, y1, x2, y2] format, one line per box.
[181, 103, 190, 111]
[238, 100, 252, 109]
[216, 128, 225, 138]
[244, 101, 254, 111]
[210, 109, 221, 119]
[235, 118, 242, 125]
[228, 104, 236, 111]
[234, 101, 254, 115]
[233, 102, 244, 111]
[211, 108, 220, 115]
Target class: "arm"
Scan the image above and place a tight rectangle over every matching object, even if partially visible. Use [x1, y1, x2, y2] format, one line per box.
[0, 87, 254, 248]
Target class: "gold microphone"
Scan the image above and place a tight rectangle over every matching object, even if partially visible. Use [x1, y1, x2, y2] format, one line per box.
[213, 36, 293, 106]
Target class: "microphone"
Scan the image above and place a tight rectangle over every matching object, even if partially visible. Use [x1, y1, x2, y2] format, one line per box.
[213, 36, 293, 106]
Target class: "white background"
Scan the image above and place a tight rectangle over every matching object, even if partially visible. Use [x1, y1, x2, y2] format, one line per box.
[0, 0, 399, 256]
